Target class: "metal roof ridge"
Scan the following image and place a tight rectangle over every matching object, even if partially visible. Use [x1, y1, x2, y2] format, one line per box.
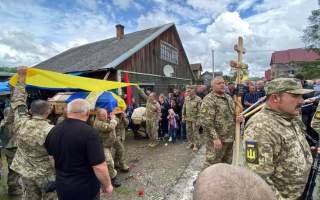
[102, 23, 174, 69]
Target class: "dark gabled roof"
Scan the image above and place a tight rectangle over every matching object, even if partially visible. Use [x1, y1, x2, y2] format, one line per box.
[270, 48, 320, 65]
[201, 71, 212, 76]
[34, 23, 175, 73]
[190, 63, 202, 71]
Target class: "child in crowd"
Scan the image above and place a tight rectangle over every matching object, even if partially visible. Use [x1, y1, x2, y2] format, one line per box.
[167, 109, 178, 143]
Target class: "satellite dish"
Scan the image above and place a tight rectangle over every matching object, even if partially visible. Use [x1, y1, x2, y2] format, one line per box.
[163, 65, 174, 77]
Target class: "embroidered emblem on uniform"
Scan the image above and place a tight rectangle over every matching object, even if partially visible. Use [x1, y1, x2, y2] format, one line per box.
[245, 141, 259, 164]
[315, 111, 320, 119]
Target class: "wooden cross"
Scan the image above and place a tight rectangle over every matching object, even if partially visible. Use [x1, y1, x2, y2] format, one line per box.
[230, 36, 248, 73]
[230, 36, 248, 166]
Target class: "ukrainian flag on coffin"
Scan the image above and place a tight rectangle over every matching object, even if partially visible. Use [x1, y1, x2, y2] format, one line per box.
[66, 91, 126, 112]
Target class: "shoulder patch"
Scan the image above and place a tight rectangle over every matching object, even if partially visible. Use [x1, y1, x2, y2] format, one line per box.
[17, 105, 28, 114]
[315, 111, 320, 120]
[245, 141, 259, 164]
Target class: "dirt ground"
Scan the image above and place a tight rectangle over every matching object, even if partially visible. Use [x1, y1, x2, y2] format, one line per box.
[103, 133, 200, 200]
[0, 132, 204, 200]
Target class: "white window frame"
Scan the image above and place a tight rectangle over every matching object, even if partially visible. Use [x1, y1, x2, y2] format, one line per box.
[160, 41, 179, 64]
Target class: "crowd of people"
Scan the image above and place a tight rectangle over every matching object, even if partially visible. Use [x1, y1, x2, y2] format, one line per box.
[0, 66, 320, 200]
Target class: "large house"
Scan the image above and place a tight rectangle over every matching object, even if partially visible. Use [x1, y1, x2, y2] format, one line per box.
[270, 48, 320, 79]
[35, 23, 195, 97]
[190, 63, 202, 83]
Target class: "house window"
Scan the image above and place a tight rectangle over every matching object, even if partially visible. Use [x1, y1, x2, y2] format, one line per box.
[288, 70, 295, 74]
[160, 41, 178, 64]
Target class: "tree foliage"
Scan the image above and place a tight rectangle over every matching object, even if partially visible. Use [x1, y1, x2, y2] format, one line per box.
[302, 9, 320, 53]
[300, 61, 320, 80]
[0, 67, 17, 73]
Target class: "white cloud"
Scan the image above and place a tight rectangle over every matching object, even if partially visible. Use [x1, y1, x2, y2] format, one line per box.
[0, 0, 117, 67]
[176, 11, 254, 75]
[0, 0, 318, 78]
[111, 0, 132, 10]
[186, 0, 235, 16]
[75, 0, 100, 10]
[137, 11, 178, 29]
[177, 0, 318, 77]
[198, 18, 211, 25]
[236, 0, 259, 11]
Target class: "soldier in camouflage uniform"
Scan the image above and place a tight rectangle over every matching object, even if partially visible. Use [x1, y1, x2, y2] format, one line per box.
[93, 108, 121, 187]
[311, 102, 320, 136]
[200, 77, 235, 168]
[135, 85, 161, 147]
[243, 78, 314, 200]
[0, 107, 23, 196]
[311, 102, 320, 200]
[113, 107, 129, 172]
[182, 85, 202, 151]
[10, 67, 57, 200]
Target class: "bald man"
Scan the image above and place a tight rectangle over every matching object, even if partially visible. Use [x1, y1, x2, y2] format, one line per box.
[93, 108, 121, 188]
[200, 77, 236, 168]
[45, 99, 113, 200]
[193, 163, 276, 200]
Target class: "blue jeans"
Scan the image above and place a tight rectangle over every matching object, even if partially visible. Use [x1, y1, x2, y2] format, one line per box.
[169, 127, 177, 142]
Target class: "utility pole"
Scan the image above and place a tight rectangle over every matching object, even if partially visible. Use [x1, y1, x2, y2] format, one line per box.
[212, 49, 215, 78]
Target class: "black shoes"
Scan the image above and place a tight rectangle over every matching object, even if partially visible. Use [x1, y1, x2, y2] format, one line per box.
[111, 177, 121, 187]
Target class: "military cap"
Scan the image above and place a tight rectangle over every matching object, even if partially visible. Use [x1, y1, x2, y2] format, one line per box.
[112, 107, 123, 114]
[265, 78, 313, 95]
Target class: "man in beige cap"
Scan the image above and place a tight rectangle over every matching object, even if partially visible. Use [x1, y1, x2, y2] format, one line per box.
[182, 85, 202, 151]
[243, 78, 314, 200]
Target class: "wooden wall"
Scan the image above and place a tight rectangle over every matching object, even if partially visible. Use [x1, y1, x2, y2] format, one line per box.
[117, 26, 194, 80]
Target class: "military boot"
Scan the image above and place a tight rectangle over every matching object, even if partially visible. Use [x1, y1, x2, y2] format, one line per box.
[120, 163, 130, 172]
[111, 177, 121, 187]
[186, 143, 194, 149]
[148, 142, 154, 147]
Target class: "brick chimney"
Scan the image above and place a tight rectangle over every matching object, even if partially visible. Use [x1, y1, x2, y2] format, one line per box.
[116, 24, 124, 40]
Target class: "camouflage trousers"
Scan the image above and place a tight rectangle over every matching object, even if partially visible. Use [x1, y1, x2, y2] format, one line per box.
[203, 140, 233, 169]
[21, 175, 57, 200]
[113, 138, 127, 168]
[104, 148, 117, 179]
[146, 119, 159, 141]
[186, 121, 200, 148]
[4, 148, 23, 195]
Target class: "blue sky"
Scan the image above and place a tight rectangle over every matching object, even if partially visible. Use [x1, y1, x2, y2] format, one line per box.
[0, 0, 318, 76]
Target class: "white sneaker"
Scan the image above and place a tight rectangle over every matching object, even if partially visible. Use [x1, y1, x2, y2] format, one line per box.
[169, 137, 172, 142]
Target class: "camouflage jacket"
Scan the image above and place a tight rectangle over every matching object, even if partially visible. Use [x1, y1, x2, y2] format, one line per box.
[182, 95, 202, 122]
[311, 103, 320, 135]
[137, 88, 161, 120]
[243, 106, 313, 200]
[200, 92, 235, 142]
[93, 118, 117, 148]
[0, 108, 16, 148]
[115, 115, 129, 141]
[10, 82, 55, 179]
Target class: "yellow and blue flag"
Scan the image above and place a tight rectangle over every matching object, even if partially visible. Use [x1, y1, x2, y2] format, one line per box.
[66, 91, 126, 112]
[9, 68, 136, 91]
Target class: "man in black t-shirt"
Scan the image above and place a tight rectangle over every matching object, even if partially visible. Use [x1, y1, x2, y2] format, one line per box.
[45, 99, 113, 200]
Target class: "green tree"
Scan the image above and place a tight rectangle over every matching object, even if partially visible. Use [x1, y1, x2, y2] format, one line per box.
[300, 61, 320, 79]
[0, 67, 17, 73]
[302, 9, 320, 52]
